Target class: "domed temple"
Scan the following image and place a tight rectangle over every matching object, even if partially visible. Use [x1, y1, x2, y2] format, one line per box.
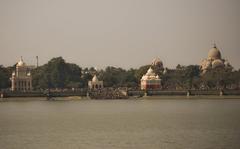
[200, 44, 232, 73]
[88, 75, 103, 90]
[141, 58, 163, 90]
[141, 67, 161, 90]
[10, 57, 33, 91]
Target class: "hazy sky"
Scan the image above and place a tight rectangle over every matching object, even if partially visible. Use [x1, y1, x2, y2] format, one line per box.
[0, 0, 239, 69]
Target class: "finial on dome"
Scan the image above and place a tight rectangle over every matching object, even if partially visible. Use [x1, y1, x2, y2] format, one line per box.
[213, 43, 217, 48]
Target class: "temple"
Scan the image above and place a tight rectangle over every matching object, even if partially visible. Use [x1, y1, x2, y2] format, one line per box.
[141, 58, 163, 90]
[88, 75, 103, 90]
[200, 44, 232, 73]
[10, 57, 33, 91]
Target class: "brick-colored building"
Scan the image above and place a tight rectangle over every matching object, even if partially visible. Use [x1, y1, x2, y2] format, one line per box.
[141, 67, 161, 90]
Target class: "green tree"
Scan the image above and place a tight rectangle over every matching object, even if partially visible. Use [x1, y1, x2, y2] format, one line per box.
[32, 57, 82, 89]
[161, 65, 200, 90]
[124, 68, 138, 87]
[183, 65, 200, 89]
[201, 67, 232, 89]
[0, 65, 11, 89]
[102, 66, 124, 87]
[134, 65, 151, 81]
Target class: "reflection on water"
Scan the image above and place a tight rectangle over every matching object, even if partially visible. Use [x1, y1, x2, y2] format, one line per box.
[0, 98, 240, 149]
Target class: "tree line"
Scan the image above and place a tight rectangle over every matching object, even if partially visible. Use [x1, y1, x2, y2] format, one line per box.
[0, 57, 239, 90]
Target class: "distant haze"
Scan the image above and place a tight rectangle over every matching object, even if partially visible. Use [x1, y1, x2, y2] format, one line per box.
[0, 0, 239, 69]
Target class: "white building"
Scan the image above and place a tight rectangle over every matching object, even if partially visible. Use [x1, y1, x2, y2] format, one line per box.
[88, 75, 103, 90]
[200, 44, 232, 73]
[10, 57, 33, 91]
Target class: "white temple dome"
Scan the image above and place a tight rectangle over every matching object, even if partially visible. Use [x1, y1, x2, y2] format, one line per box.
[92, 75, 99, 82]
[17, 57, 26, 67]
[141, 67, 161, 82]
[208, 46, 221, 60]
[146, 67, 155, 76]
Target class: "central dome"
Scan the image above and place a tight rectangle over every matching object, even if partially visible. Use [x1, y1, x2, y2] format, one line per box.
[151, 58, 163, 67]
[208, 46, 221, 60]
[146, 67, 155, 76]
[92, 75, 99, 82]
[17, 57, 26, 67]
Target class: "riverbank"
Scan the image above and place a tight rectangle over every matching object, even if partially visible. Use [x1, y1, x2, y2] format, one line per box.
[1, 95, 240, 102]
[1, 90, 240, 100]
[141, 95, 240, 100]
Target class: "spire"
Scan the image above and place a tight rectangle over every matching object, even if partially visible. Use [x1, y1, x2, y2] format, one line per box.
[17, 56, 25, 66]
[213, 43, 217, 48]
[36, 56, 39, 67]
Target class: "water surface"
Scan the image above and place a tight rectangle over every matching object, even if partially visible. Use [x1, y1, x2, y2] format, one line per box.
[0, 98, 240, 149]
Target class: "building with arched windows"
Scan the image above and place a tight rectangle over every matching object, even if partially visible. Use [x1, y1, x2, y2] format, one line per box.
[10, 57, 33, 91]
[88, 75, 103, 90]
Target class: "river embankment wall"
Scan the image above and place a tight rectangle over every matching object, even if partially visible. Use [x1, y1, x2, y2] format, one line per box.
[1, 90, 240, 99]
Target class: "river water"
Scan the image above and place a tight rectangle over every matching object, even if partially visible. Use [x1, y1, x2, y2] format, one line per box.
[0, 98, 240, 149]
